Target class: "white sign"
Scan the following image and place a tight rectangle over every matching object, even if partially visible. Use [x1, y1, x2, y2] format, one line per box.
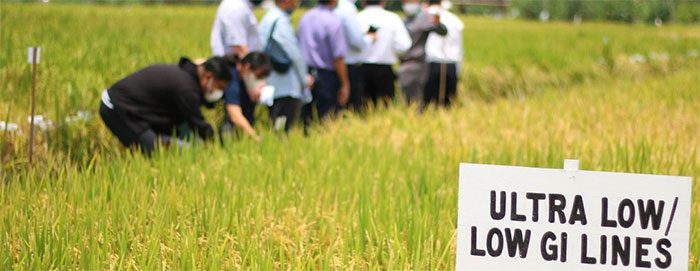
[27, 47, 41, 64]
[457, 161, 692, 270]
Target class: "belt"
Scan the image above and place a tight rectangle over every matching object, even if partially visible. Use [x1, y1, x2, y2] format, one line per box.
[310, 67, 333, 73]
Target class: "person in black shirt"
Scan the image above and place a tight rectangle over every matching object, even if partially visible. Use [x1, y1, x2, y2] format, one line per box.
[99, 56, 232, 155]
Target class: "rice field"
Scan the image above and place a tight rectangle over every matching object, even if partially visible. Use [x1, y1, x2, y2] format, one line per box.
[0, 3, 699, 270]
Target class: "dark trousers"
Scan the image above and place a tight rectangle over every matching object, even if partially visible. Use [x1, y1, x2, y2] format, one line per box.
[424, 62, 458, 107]
[346, 64, 364, 113]
[362, 63, 396, 107]
[302, 68, 340, 131]
[99, 101, 157, 155]
[268, 96, 301, 132]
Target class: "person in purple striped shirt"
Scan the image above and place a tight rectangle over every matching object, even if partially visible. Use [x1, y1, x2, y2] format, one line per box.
[298, 0, 350, 129]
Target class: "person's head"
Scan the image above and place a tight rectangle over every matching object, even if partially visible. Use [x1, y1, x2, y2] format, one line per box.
[276, 0, 299, 14]
[441, 0, 452, 10]
[318, 0, 338, 8]
[426, 0, 441, 22]
[402, 0, 421, 16]
[236, 51, 272, 93]
[198, 56, 233, 104]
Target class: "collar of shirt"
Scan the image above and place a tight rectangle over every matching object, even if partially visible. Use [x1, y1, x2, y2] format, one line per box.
[363, 5, 384, 11]
[239, 0, 254, 10]
[316, 4, 335, 12]
[268, 5, 290, 20]
[224, 0, 253, 11]
[336, 0, 356, 10]
[405, 14, 416, 24]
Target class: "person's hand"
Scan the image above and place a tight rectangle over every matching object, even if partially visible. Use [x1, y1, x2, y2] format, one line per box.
[337, 83, 349, 106]
[431, 14, 441, 24]
[249, 82, 265, 102]
[306, 74, 315, 89]
[367, 32, 378, 44]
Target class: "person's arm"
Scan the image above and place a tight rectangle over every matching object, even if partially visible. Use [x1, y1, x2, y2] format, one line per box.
[222, 10, 250, 58]
[427, 16, 448, 36]
[222, 71, 259, 141]
[225, 104, 260, 141]
[339, 9, 371, 52]
[333, 58, 350, 105]
[330, 22, 349, 105]
[174, 90, 214, 141]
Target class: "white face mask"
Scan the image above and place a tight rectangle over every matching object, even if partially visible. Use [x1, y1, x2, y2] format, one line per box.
[205, 89, 224, 103]
[243, 72, 263, 93]
[204, 78, 224, 103]
[403, 2, 420, 16]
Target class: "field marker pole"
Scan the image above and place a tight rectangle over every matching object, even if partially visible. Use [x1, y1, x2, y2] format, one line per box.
[438, 63, 446, 105]
[27, 47, 40, 166]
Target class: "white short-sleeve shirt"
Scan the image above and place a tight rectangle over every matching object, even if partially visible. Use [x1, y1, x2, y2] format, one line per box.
[357, 6, 412, 65]
[426, 9, 464, 63]
[210, 0, 262, 56]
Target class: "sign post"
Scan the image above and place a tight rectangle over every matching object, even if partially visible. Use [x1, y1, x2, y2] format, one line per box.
[456, 160, 692, 270]
[27, 46, 41, 166]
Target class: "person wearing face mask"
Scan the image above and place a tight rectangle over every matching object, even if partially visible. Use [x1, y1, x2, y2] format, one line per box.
[258, 0, 311, 132]
[398, 0, 447, 106]
[424, 0, 463, 108]
[219, 52, 272, 142]
[99, 56, 231, 155]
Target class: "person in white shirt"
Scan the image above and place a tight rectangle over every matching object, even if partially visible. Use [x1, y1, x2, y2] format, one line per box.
[357, 0, 412, 107]
[424, 2, 463, 107]
[335, 0, 373, 112]
[210, 0, 262, 59]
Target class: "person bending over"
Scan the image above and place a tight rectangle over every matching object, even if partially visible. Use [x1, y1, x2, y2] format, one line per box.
[219, 52, 272, 142]
[99, 56, 231, 155]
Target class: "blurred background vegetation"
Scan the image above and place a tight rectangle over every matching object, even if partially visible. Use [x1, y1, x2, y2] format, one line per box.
[4, 0, 699, 23]
[0, 3, 698, 269]
[510, 0, 700, 24]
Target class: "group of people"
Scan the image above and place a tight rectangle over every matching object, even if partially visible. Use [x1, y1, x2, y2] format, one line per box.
[99, 0, 463, 155]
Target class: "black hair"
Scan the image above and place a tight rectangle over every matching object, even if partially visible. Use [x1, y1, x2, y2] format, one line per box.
[240, 51, 272, 78]
[427, 0, 440, 5]
[203, 56, 233, 81]
[365, 0, 381, 6]
[318, 0, 331, 4]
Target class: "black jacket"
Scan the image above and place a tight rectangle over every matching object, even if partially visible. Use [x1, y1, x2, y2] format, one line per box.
[107, 58, 214, 140]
